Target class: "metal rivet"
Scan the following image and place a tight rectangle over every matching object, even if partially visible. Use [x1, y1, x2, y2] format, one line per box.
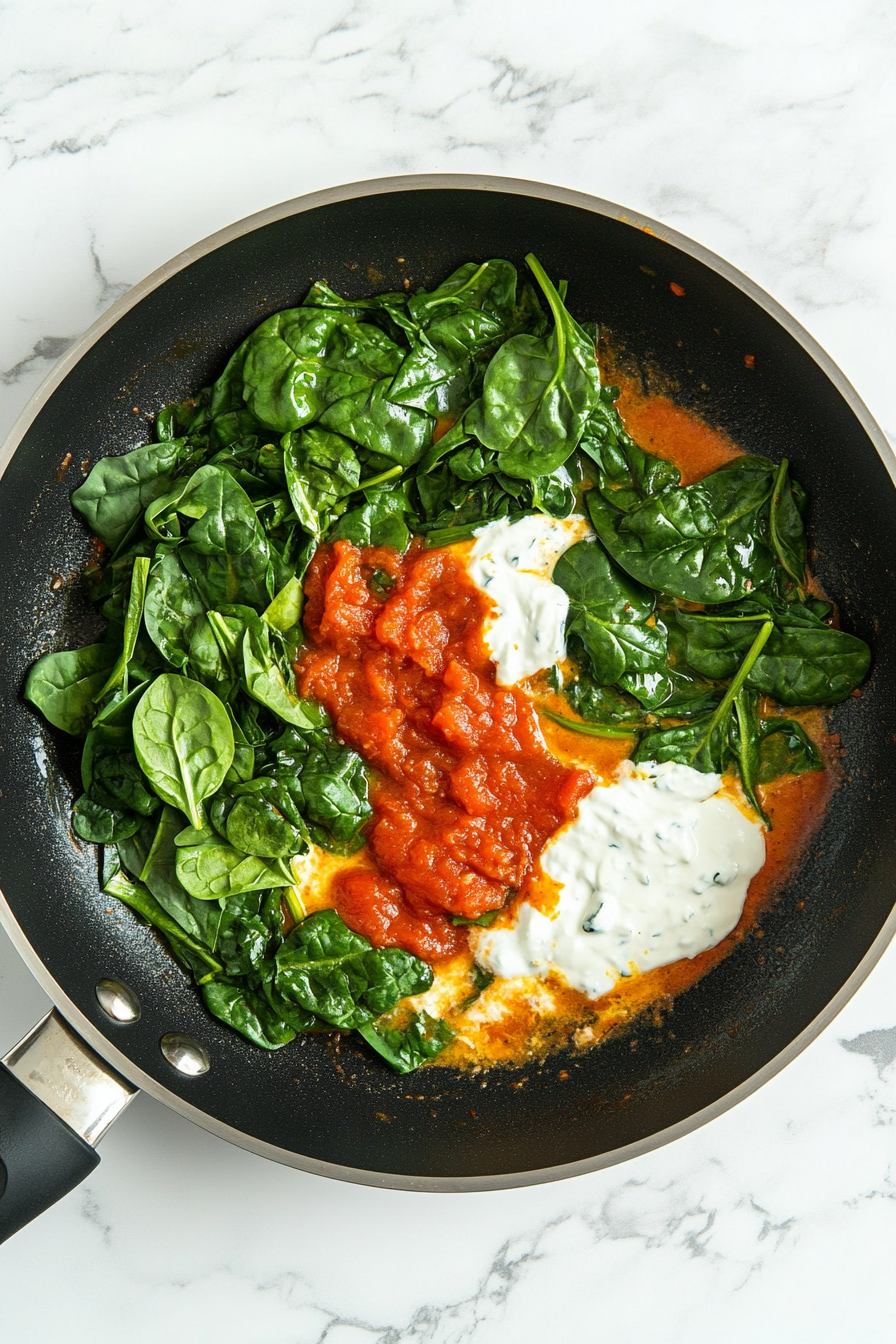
[160, 1033, 210, 1076]
[96, 978, 141, 1023]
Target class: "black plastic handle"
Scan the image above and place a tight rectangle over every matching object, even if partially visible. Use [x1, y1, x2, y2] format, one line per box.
[0, 1062, 100, 1245]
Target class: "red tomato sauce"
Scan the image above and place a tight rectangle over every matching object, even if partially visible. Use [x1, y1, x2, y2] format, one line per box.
[297, 539, 593, 961]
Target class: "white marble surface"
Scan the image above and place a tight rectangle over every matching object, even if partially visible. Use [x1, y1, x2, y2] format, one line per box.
[2, 1, 895, 1337]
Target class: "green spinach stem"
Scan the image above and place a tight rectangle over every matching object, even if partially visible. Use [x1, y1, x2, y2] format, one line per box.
[525, 253, 567, 390]
[703, 619, 774, 742]
[348, 464, 403, 496]
[538, 706, 640, 738]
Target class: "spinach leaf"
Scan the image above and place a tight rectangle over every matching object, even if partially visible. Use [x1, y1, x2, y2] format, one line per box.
[201, 979, 296, 1050]
[222, 782, 308, 858]
[72, 437, 202, 549]
[387, 327, 479, 418]
[769, 458, 807, 587]
[726, 690, 822, 822]
[634, 619, 774, 772]
[132, 673, 235, 827]
[95, 556, 150, 701]
[387, 260, 526, 418]
[143, 547, 209, 671]
[260, 726, 371, 852]
[104, 864, 223, 974]
[329, 480, 412, 551]
[531, 465, 576, 519]
[407, 259, 520, 328]
[239, 610, 327, 729]
[728, 689, 767, 822]
[239, 307, 403, 433]
[176, 840, 294, 899]
[320, 379, 433, 466]
[92, 679, 151, 729]
[358, 1013, 454, 1072]
[215, 889, 283, 975]
[677, 596, 870, 704]
[553, 538, 665, 691]
[151, 465, 273, 611]
[416, 400, 480, 475]
[588, 456, 778, 604]
[757, 716, 824, 782]
[81, 723, 159, 817]
[476, 254, 601, 479]
[538, 707, 639, 739]
[559, 673, 652, 728]
[282, 426, 360, 538]
[223, 704, 255, 785]
[25, 637, 119, 736]
[135, 805, 224, 947]
[275, 909, 433, 1030]
[580, 392, 680, 512]
[72, 794, 142, 843]
[263, 575, 305, 637]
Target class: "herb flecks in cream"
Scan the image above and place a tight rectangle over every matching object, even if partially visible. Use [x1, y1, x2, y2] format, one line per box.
[475, 761, 766, 998]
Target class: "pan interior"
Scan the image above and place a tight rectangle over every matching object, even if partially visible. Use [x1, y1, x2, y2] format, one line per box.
[0, 185, 893, 1182]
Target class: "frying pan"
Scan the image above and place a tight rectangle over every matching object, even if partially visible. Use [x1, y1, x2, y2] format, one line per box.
[1, 176, 894, 1241]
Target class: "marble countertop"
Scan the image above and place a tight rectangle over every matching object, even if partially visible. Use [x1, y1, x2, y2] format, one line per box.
[2, 2, 895, 1338]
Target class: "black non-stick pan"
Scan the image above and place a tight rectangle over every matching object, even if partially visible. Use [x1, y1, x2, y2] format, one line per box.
[1, 176, 894, 1241]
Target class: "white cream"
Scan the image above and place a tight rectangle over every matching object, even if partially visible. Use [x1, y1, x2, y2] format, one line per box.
[466, 513, 589, 686]
[474, 761, 766, 999]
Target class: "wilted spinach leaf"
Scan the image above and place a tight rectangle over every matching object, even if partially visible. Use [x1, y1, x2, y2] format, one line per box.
[149, 465, 273, 611]
[176, 838, 294, 899]
[238, 307, 404, 433]
[282, 425, 360, 539]
[553, 538, 665, 693]
[476, 254, 601, 478]
[72, 437, 203, 550]
[676, 595, 870, 704]
[201, 979, 297, 1050]
[588, 456, 777, 604]
[358, 1012, 454, 1072]
[769, 458, 807, 587]
[275, 909, 432, 1030]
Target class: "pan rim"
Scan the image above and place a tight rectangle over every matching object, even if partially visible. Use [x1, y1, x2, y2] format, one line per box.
[1, 171, 894, 1192]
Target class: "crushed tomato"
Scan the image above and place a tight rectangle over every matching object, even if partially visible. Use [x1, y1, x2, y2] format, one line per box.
[297, 539, 593, 961]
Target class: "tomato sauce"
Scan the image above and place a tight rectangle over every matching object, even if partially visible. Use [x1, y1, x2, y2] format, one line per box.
[611, 373, 742, 484]
[297, 540, 593, 961]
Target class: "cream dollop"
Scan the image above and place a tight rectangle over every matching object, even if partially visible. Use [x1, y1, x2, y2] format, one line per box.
[466, 514, 588, 686]
[474, 760, 766, 999]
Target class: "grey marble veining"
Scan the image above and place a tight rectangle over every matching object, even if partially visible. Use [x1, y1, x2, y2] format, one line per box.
[1, 2, 895, 1339]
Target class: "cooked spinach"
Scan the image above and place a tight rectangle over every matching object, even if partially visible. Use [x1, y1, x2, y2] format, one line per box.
[553, 538, 666, 696]
[633, 620, 774, 776]
[675, 595, 870, 704]
[72, 437, 203, 550]
[275, 910, 433, 1030]
[588, 456, 778, 605]
[25, 637, 119, 736]
[358, 1013, 456, 1073]
[477, 254, 602, 478]
[27, 251, 870, 1069]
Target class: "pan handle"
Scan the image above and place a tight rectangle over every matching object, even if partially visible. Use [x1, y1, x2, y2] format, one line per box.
[0, 1011, 136, 1244]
